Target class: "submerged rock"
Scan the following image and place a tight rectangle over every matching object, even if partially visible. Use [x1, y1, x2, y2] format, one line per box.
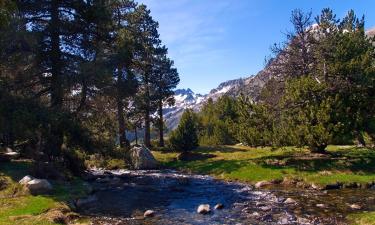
[76, 195, 98, 208]
[197, 204, 210, 214]
[129, 145, 159, 170]
[144, 210, 155, 218]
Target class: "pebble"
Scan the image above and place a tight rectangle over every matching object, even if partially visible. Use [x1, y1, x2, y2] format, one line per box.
[214, 203, 224, 210]
[284, 198, 297, 204]
[144, 210, 155, 218]
[350, 204, 361, 210]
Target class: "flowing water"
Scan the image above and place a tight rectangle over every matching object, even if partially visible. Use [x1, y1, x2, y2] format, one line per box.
[78, 169, 375, 225]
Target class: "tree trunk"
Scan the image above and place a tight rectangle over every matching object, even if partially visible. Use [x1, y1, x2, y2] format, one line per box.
[48, 0, 64, 160]
[158, 100, 164, 147]
[134, 127, 138, 145]
[356, 132, 366, 147]
[144, 110, 151, 148]
[117, 97, 127, 148]
[116, 66, 129, 149]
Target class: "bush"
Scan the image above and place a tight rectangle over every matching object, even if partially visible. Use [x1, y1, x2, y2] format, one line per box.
[169, 109, 199, 151]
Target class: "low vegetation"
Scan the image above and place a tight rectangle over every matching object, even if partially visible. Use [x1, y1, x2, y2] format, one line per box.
[154, 145, 375, 186]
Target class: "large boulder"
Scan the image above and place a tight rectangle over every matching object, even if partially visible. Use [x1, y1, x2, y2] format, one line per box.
[26, 179, 52, 195]
[129, 146, 159, 170]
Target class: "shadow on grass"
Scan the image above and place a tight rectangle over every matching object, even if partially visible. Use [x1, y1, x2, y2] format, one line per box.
[254, 148, 375, 174]
[197, 145, 250, 153]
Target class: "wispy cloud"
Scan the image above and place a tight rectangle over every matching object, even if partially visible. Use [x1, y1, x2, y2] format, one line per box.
[139, 0, 234, 86]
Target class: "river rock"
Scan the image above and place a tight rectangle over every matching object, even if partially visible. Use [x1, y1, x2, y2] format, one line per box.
[316, 203, 325, 208]
[129, 146, 159, 170]
[144, 210, 155, 218]
[311, 183, 322, 190]
[255, 181, 273, 188]
[214, 203, 224, 210]
[26, 179, 52, 195]
[76, 195, 98, 207]
[350, 204, 361, 210]
[284, 198, 297, 204]
[197, 204, 210, 214]
[19, 175, 35, 185]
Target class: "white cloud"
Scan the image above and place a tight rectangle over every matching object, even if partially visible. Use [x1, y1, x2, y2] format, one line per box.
[139, 0, 231, 65]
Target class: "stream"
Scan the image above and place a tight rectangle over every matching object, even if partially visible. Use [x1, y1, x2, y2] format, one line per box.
[78, 169, 375, 225]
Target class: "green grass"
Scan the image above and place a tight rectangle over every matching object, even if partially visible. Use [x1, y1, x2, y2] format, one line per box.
[153, 145, 375, 186]
[349, 212, 375, 225]
[0, 161, 90, 225]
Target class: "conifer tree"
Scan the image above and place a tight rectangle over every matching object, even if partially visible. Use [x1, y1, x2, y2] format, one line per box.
[169, 109, 199, 151]
[152, 50, 179, 147]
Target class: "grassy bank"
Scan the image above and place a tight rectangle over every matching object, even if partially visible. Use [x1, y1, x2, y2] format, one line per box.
[0, 161, 90, 225]
[153, 145, 375, 186]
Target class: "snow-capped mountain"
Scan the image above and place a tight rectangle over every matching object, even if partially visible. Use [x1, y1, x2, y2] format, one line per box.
[164, 70, 273, 130]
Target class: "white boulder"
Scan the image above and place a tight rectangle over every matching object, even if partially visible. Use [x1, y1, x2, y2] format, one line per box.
[197, 204, 210, 214]
[129, 146, 159, 170]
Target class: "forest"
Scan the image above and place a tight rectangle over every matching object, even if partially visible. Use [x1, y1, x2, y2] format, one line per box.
[0, 0, 179, 171]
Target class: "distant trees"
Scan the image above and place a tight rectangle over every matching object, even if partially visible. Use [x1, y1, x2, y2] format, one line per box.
[0, 1, 179, 165]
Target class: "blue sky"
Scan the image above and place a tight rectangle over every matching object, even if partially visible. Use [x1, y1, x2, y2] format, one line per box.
[140, 0, 375, 94]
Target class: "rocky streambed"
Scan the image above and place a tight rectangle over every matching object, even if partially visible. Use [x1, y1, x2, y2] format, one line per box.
[77, 169, 375, 225]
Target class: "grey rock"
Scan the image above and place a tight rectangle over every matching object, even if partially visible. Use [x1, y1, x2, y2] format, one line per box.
[129, 146, 159, 170]
[26, 179, 52, 195]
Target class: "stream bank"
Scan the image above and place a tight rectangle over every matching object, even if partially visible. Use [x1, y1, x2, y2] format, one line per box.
[77, 169, 375, 225]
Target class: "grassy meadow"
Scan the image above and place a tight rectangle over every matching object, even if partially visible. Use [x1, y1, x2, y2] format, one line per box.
[153, 145, 375, 186]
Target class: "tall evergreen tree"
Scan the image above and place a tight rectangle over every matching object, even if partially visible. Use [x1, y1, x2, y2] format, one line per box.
[152, 50, 179, 147]
[131, 4, 161, 147]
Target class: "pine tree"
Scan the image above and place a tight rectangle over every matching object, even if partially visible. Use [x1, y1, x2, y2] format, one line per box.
[152, 49, 179, 147]
[131, 4, 161, 148]
[169, 109, 199, 151]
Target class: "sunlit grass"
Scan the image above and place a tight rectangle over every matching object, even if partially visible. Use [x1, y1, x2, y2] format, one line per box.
[153, 145, 375, 185]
